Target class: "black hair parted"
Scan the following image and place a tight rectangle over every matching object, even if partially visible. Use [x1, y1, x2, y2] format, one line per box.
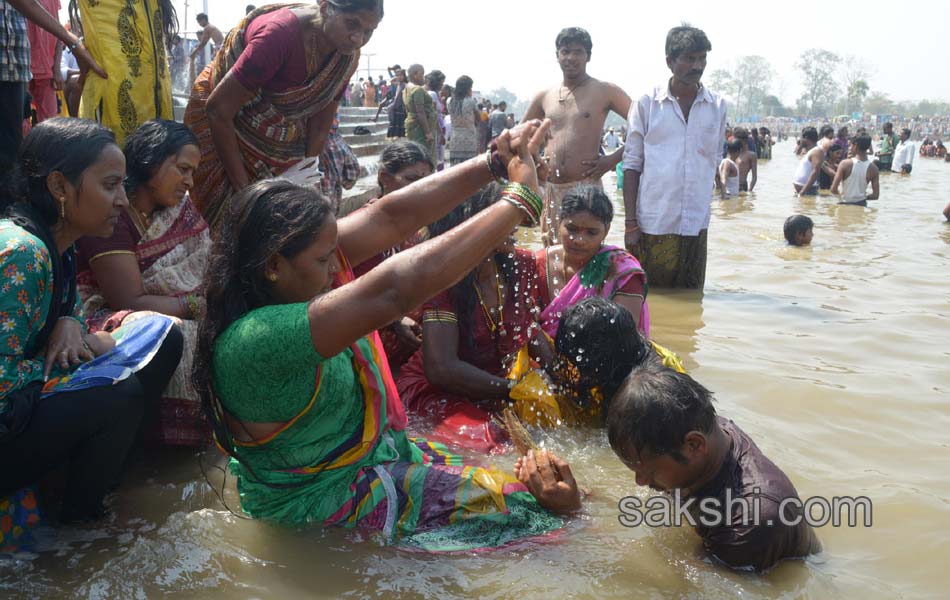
[124, 120, 199, 196]
[606, 362, 717, 463]
[556, 27, 593, 57]
[3, 117, 117, 228]
[558, 184, 613, 227]
[379, 140, 433, 176]
[665, 24, 711, 61]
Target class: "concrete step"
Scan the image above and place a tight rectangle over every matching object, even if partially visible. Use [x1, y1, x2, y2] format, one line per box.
[338, 121, 389, 135]
[344, 131, 387, 145]
[339, 106, 382, 118]
[339, 176, 379, 216]
[349, 140, 389, 158]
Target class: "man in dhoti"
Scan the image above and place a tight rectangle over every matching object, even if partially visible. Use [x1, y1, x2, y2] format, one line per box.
[622, 25, 726, 289]
[523, 27, 631, 245]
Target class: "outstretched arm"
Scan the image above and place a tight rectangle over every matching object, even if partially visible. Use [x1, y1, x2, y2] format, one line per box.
[310, 122, 551, 358]
[7, 0, 107, 79]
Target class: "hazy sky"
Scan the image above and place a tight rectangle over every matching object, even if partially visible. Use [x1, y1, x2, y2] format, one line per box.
[63, 0, 950, 105]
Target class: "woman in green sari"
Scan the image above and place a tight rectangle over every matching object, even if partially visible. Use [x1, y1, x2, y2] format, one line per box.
[402, 64, 439, 162]
[193, 120, 581, 551]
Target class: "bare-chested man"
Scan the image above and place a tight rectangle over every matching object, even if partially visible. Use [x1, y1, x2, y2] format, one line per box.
[732, 127, 757, 192]
[190, 13, 224, 62]
[523, 27, 631, 245]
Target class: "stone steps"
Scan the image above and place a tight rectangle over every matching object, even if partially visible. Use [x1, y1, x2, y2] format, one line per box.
[339, 106, 390, 213]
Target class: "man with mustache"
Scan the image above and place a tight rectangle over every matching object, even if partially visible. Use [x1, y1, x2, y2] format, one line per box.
[622, 25, 727, 289]
[608, 364, 822, 572]
[523, 27, 632, 245]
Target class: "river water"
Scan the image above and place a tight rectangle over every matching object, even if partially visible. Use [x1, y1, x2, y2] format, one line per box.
[3, 142, 949, 598]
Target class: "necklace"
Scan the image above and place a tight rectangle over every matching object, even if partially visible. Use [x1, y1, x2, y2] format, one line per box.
[558, 75, 591, 104]
[127, 203, 151, 234]
[473, 262, 507, 338]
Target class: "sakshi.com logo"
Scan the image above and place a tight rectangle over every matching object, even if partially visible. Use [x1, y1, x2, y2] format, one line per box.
[618, 488, 873, 528]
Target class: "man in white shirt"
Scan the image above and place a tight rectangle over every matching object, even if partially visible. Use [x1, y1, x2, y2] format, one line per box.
[891, 128, 916, 174]
[603, 127, 620, 152]
[622, 25, 727, 289]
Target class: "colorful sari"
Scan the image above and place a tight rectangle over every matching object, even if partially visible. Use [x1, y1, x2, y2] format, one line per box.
[76, 196, 211, 447]
[210, 249, 562, 551]
[403, 83, 438, 162]
[537, 245, 650, 339]
[76, 0, 173, 146]
[396, 250, 543, 453]
[184, 3, 358, 226]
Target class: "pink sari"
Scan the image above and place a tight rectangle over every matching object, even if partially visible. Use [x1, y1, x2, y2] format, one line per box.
[537, 245, 650, 338]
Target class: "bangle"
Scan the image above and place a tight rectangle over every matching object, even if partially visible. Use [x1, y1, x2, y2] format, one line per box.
[179, 293, 204, 319]
[485, 147, 508, 184]
[67, 36, 84, 52]
[500, 182, 543, 226]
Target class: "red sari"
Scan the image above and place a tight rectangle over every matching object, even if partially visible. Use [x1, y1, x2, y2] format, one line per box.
[395, 249, 543, 453]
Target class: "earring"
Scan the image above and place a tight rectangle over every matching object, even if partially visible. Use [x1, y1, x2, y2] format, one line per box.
[60, 197, 66, 220]
[266, 272, 278, 282]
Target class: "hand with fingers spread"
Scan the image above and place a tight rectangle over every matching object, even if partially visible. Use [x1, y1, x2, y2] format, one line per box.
[43, 317, 94, 380]
[514, 449, 582, 514]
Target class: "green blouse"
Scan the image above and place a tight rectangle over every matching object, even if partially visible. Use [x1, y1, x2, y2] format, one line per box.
[0, 222, 84, 414]
[211, 302, 404, 524]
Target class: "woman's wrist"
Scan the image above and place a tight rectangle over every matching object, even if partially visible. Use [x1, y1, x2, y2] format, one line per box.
[500, 182, 543, 226]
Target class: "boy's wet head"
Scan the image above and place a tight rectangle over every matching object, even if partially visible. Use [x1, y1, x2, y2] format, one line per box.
[784, 214, 814, 246]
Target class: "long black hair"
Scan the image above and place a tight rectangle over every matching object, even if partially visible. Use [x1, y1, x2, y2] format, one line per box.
[0, 118, 117, 439]
[451, 75, 473, 118]
[193, 179, 333, 487]
[124, 119, 198, 196]
[426, 184, 519, 347]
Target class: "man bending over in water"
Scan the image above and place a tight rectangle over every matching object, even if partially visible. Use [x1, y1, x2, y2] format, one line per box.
[608, 363, 822, 572]
[524, 27, 632, 245]
[793, 127, 823, 196]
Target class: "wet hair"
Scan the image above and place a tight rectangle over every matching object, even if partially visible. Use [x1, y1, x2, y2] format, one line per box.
[555, 27, 592, 57]
[726, 139, 743, 155]
[837, 126, 849, 138]
[853, 134, 872, 152]
[732, 127, 749, 140]
[3, 118, 117, 352]
[827, 143, 842, 156]
[554, 297, 654, 417]
[426, 184, 519, 348]
[451, 75, 473, 117]
[784, 214, 813, 245]
[196, 12, 208, 21]
[71, 0, 178, 47]
[607, 363, 718, 463]
[325, 0, 384, 17]
[377, 140, 433, 193]
[425, 69, 445, 92]
[3, 117, 117, 228]
[665, 24, 712, 60]
[123, 120, 198, 196]
[801, 126, 819, 142]
[193, 179, 333, 487]
[819, 125, 835, 139]
[558, 184, 613, 226]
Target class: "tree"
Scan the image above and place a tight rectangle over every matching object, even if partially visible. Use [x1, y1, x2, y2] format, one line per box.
[731, 56, 773, 120]
[863, 91, 895, 115]
[795, 48, 841, 116]
[708, 68, 735, 101]
[846, 79, 869, 113]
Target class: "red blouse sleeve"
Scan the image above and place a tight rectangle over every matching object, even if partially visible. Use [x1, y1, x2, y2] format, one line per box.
[75, 211, 139, 267]
[230, 9, 301, 91]
[420, 289, 456, 324]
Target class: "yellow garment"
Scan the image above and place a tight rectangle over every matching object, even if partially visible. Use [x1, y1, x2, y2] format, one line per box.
[77, 0, 173, 145]
[507, 341, 687, 428]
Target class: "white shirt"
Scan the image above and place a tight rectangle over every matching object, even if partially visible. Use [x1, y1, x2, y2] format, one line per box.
[623, 82, 727, 236]
[892, 140, 916, 169]
[603, 132, 620, 151]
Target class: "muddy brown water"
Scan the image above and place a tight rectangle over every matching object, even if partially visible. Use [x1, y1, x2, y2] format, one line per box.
[3, 142, 949, 598]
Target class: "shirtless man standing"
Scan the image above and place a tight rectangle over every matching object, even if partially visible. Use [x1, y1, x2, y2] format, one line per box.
[190, 13, 224, 62]
[732, 127, 757, 192]
[524, 27, 631, 244]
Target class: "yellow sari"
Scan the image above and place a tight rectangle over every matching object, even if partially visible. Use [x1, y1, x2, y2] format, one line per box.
[77, 0, 173, 145]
